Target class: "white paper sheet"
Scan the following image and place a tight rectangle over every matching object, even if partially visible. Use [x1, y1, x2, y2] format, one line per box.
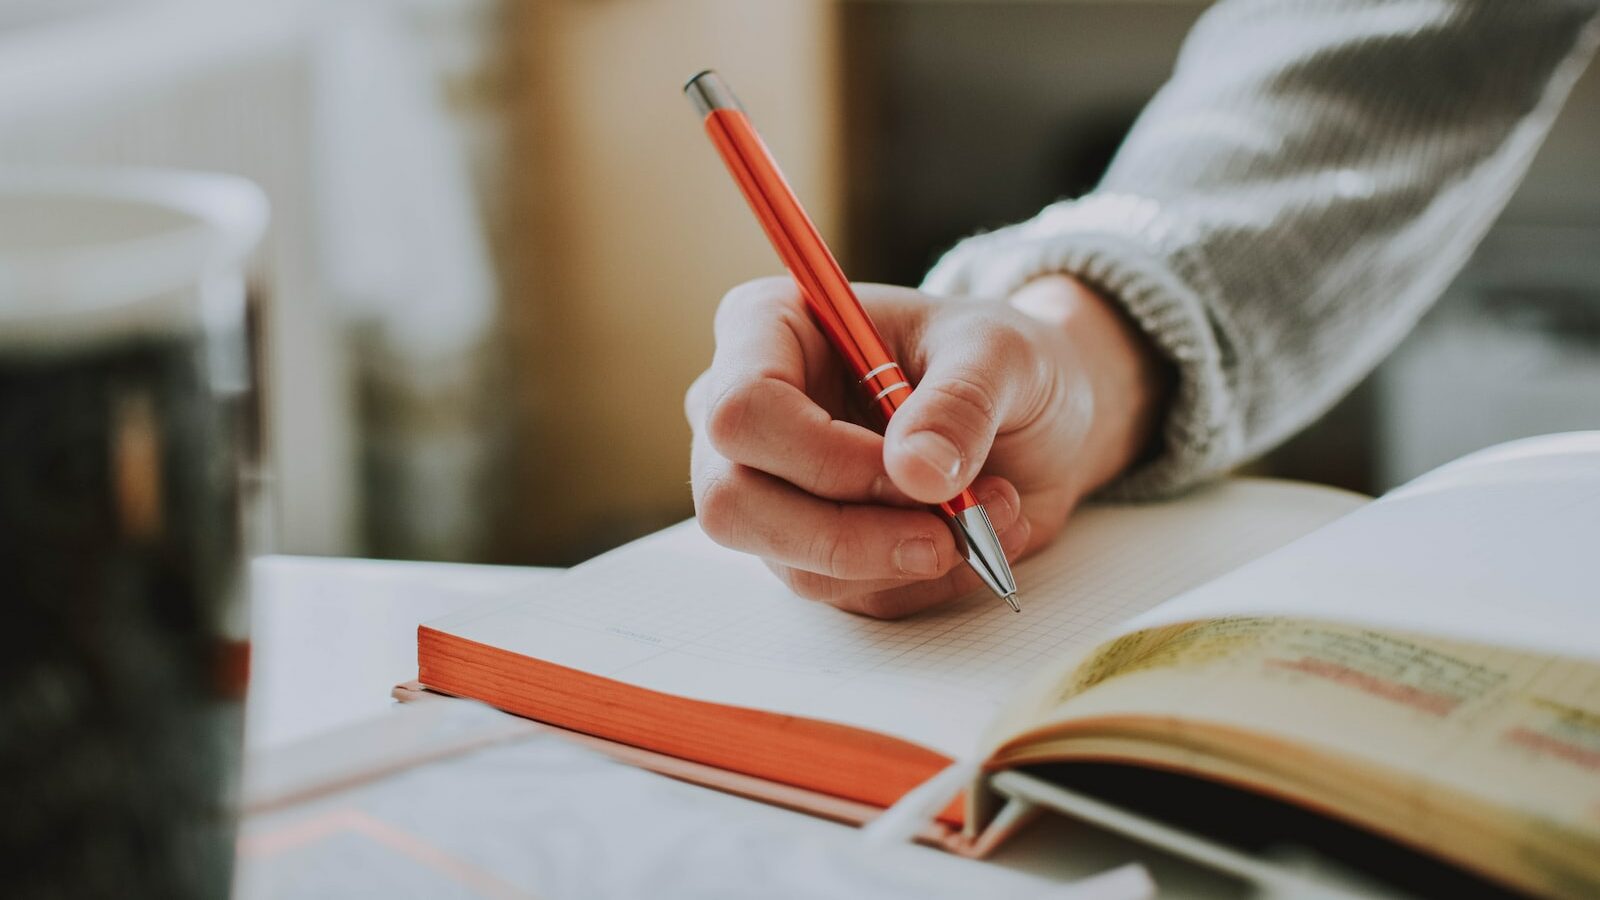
[238, 712, 1153, 900]
[1122, 432, 1600, 662]
[428, 480, 1361, 757]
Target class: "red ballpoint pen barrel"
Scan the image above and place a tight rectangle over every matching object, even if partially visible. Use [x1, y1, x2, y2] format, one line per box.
[698, 102, 977, 517]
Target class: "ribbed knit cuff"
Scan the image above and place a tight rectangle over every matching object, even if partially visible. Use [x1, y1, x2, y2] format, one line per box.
[921, 193, 1242, 498]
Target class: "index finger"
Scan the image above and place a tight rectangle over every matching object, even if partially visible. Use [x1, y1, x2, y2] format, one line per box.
[709, 276, 836, 396]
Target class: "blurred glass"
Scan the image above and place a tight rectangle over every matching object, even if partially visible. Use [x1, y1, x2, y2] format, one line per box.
[0, 169, 265, 898]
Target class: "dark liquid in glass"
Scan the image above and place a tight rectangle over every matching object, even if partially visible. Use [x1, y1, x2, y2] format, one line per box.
[0, 327, 248, 899]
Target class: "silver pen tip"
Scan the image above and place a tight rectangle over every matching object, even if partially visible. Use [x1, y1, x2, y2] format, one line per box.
[1004, 594, 1021, 613]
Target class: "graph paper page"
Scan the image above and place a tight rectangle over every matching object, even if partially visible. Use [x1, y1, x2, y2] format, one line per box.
[430, 480, 1362, 757]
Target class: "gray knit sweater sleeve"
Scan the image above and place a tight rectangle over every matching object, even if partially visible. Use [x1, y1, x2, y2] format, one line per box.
[922, 0, 1600, 497]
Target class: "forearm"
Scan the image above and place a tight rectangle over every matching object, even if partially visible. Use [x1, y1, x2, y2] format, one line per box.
[925, 0, 1600, 495]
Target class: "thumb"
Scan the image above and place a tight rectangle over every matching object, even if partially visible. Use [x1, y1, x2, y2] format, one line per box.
[882, 325, 1036, 504]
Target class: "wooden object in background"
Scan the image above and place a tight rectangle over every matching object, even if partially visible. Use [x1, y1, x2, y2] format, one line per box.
[503, 0, 841, 563]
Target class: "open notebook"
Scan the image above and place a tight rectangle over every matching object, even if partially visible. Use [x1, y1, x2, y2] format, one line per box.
[416, 433, 1600, 897]
[417, 480, 1353, 814]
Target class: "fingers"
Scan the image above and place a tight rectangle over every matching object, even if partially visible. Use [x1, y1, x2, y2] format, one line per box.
[690, 278, 911, 505]
[701, 375, 913, 505]
[765, 493, 1034, 619]
[687, 277, 1051, 618]
[883, 318, 1044, 504]
[693, 428, 988, 581]
[695, 416, 1030, 602]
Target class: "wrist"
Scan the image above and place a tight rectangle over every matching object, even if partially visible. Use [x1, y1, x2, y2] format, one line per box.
[1008, 274, 1172, 494]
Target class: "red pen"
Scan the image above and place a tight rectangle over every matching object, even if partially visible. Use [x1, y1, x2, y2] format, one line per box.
[685, 69, 1019, 611]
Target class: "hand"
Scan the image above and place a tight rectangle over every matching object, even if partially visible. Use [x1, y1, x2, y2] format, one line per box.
[685, 274, 1168, 618]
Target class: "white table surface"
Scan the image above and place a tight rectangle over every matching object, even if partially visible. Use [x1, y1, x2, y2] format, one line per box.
[246, 555, 560, 751]
[244, 554, 1248, 898]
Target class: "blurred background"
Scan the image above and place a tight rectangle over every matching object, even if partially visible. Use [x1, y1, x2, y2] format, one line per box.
[4, 0, 1593, 567]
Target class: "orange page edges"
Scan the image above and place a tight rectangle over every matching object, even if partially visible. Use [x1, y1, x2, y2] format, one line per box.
[417, 626, 965, 826]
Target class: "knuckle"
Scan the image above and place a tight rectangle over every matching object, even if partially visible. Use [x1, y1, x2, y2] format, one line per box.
[789, 571, 836, 603]
[805, 436, 857, 497]
[981, 319, 1032, 360]
[805, 445, 836, 495]
[921, 376, 996, 443]
[812, 518, 865, 578]
[850, 592, 914, 620]
[684, 370, 712, 426]
[764, 561, 799, 591]
[703, 380, 759, 455]
[930, 375, 996, 421]
[694, 466, 742, 544]
[715, 277, 792, 324]
[769, 564, 840, 603]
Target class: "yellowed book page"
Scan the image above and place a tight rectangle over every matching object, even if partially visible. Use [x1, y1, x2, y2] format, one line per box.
[1006, 618, 1600, 891]
[426, 480, 1361, 758]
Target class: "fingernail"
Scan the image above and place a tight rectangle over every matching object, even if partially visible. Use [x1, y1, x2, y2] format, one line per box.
[978, 490, 1014, 528]
[903, 431, 963, 485]
[894, 537, 941, 577]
